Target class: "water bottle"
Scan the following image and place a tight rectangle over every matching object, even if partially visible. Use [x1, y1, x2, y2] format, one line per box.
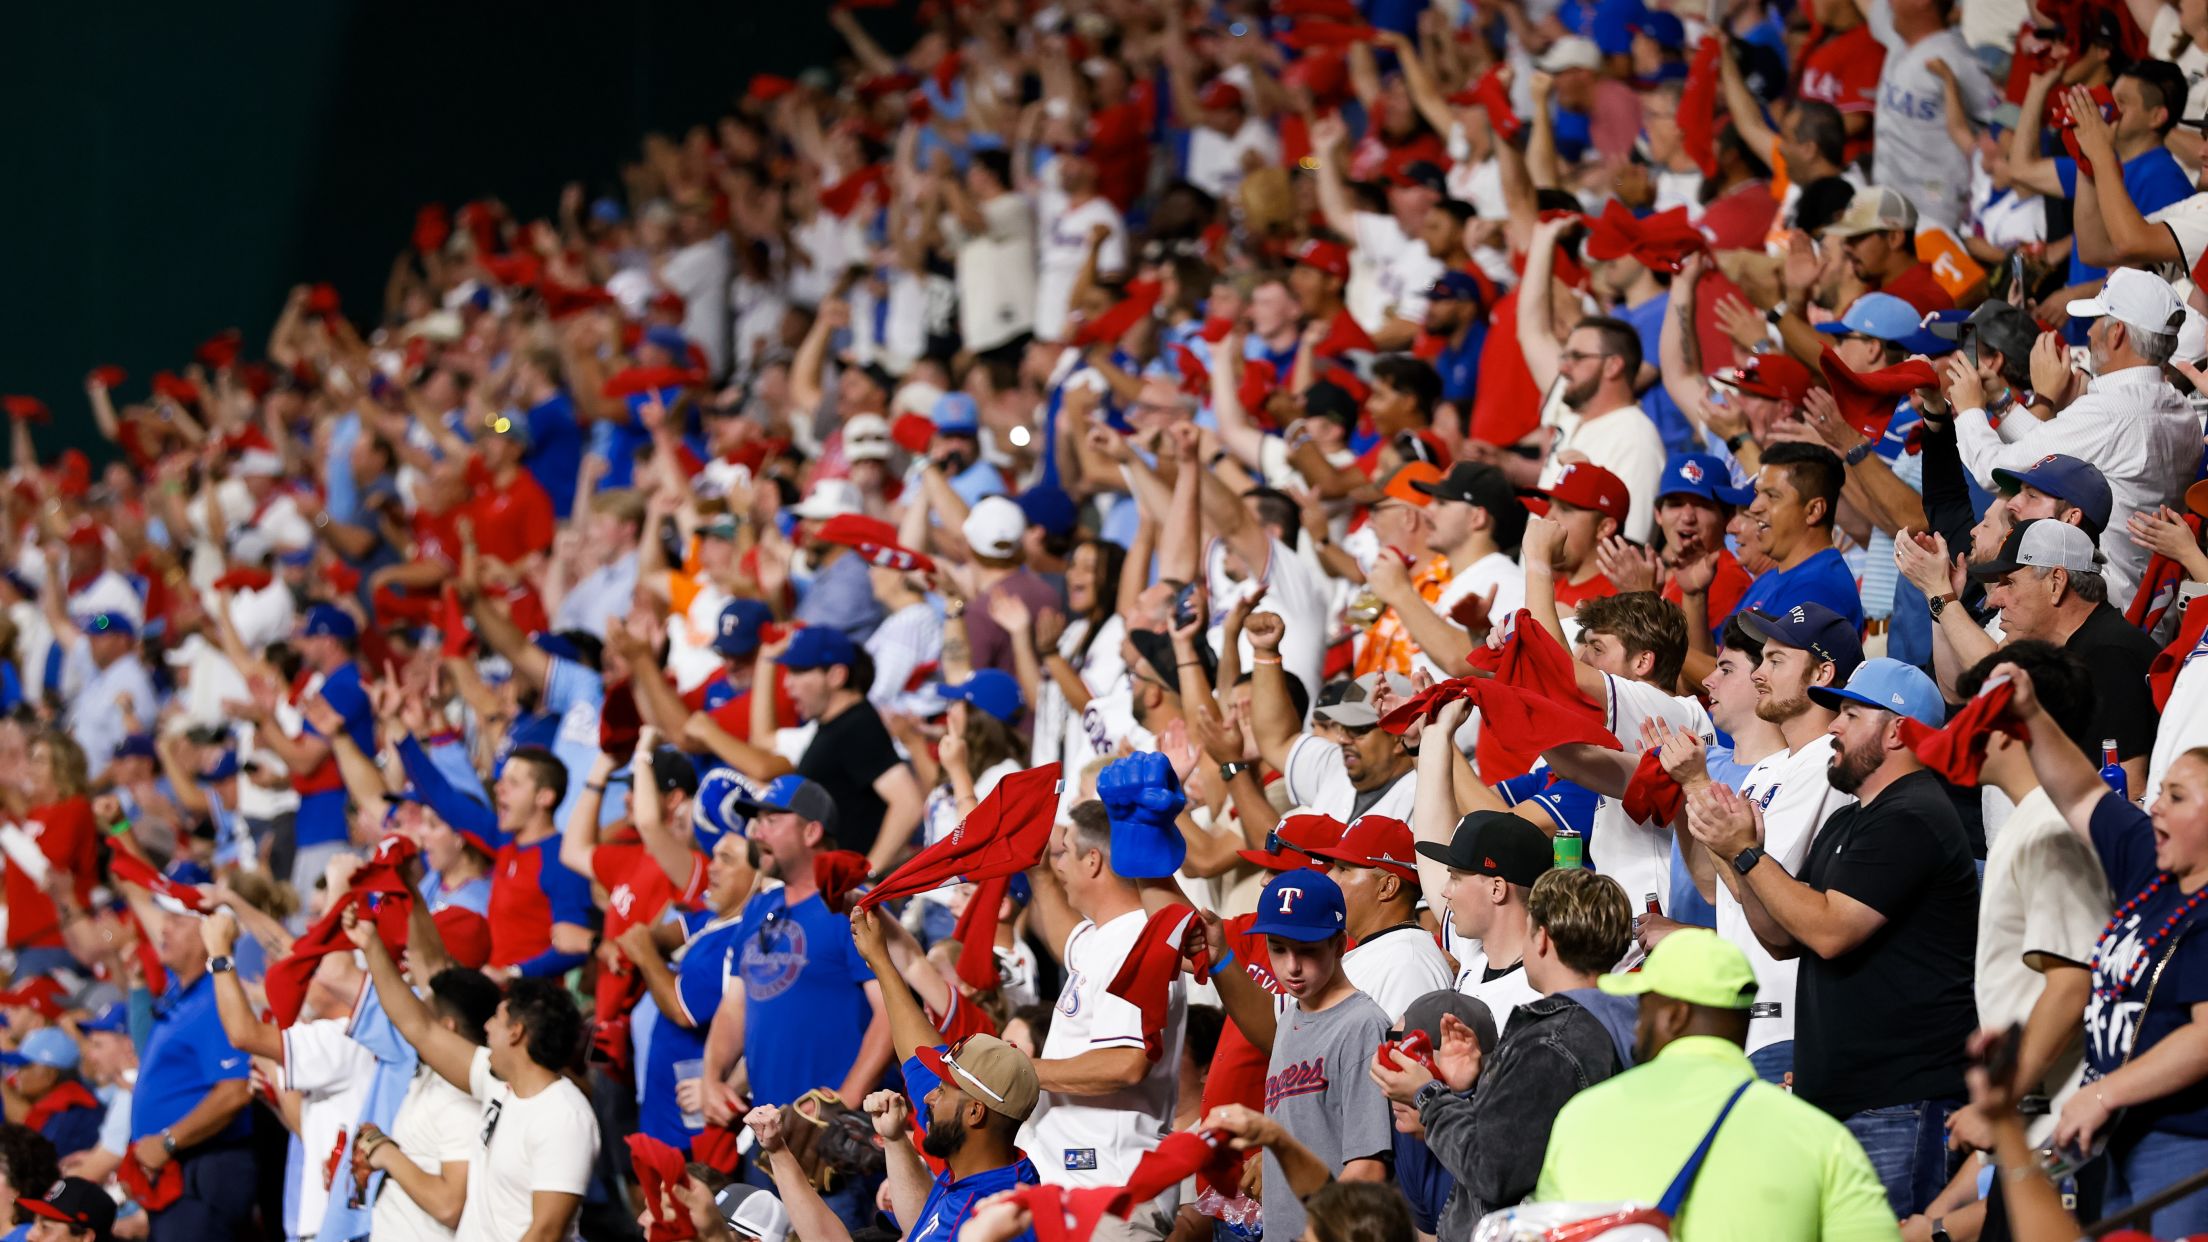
[2100, 739, 2128, 802]
[1553, 826, 1583, 870]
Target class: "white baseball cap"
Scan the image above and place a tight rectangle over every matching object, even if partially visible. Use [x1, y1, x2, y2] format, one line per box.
[1536, 35, 1601, 73]
[714, 1184, 791, 1242]
[234, 449, 284, 479]
[842, 414, 894, 462]
[2179, 304, 2207, 365]
[790, 479, 863, 521]
[962, 495, 1029, 559]
[2066, 267, 2187, 338]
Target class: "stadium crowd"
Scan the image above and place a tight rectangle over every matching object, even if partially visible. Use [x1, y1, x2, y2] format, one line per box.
[5, 0, 2208, 1239]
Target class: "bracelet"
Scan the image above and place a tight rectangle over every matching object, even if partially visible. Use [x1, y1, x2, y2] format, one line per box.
[1177, 659, 1203, 668]
[1251, 654, 1283, 665]
[585, 783, 607, 794]
[1209, 948, 1237, 978]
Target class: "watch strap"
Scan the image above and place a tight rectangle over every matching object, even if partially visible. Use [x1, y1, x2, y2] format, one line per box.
[1843, 440, 1876, 467]
[1731, 846, 1764, 876]
[207, 955, 236, 975]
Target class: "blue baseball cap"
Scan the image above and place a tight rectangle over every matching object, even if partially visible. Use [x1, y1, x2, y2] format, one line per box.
[713, 599, 775, 659]
[1903, 308, 1967, 358]
[81, 612, 134, 640]
[776, 625, 857, 671]
[115, 733, 157, 762]
[1815, 292, 1924, 344]
[1427, 270, 1489, 304]
[1657, 452, 1754, 507]
[0, 1027, 79, 1071]
[79, 1002, 129, 1036]
[943, 670, 1023, 724]
[644, 326, 691, 358]
[733, 774, 839, 832]
[1589, 0, 1648, 55]
[1739, 604, 1865, 683]
[931, 392, 981, 436]
[1248, 870, 1350, 942]
[1016, 486, 1079, 539]
[531, 632, 581, 665]
[1633, 10, 1686, 49]
[691, 768, 751, 854]
[1991, 454, 2114, 538]
[301, 603, 358, 642]
[1808, 656, 1946, 728]
[199, 750, 240, 783]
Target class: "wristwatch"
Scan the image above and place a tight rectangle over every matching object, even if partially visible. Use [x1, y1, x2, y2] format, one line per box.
[1723, 432, 1751, 454]
[1731, 845, 1766, 877]
[1929, 1219, 1951, 1242]
[161, 1128, 178, 1157]
[1412, 1080, 1451, 1110]
[1843, 440, 1877, 467]
[207, 955, 236, 975]
[1929, 592, 1958, 621]
[1218, 761, 1252, 783]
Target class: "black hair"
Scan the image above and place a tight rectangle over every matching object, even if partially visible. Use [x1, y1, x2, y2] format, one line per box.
[1371, 355, 1443, 419]
[1184, 1003, 1226, 1065]
[1435, 199, 1477, 226]
[1245, 486, 1304, 552]
[0, 1124, 58, 1209]
[1957, 640, 2100, 757]
[1791, 101, 1847, 167]
[1073, 538, 1129, 662]
[970, 149, 1014, 192]
[2127, 60, 2190, 135]
[1011, 1002, 1055, 1049]
[1718, 614, 1766, 662]
[506, 746, 570, 813]
[1306, 1181, 1415, 1242]
[1234, 669, 1312, 722]
[1576, 315, 1645, 379]
[503, 976, 586, 1072]
[430, 968, 502, 1045]
[1759, 442, 1843, 531]
[1712, 124, 1772, 186]
[557, 630, 605, 674]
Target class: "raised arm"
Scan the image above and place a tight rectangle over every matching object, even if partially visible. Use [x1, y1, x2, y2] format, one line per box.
[345, 905, 480, 1093]
[198, 912, 282, 1060]
[1515, 217, 1572, 390]
[1243, 611, 1302, 775]
[1309, 114, 1361, 240]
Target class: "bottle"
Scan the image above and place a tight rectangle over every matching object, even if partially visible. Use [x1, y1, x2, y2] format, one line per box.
[2100, 739, 2129, 802]
[1615, 894, 1663, 972]
[1553, 826, 1583, 871]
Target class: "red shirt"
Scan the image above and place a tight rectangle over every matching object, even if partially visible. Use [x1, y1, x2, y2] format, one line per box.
[701, 667, 802, 741]
[1469, 290, 1545, 448]
[1798, 26, 1884, 160]
[1879, 262, 1957, 315]
[3, 798, 98, 949]
[1557, 572, 1619, 611]
[1663, 550, 1754, 628]
[464, 458, 556, 565]
[410, 505, 464, 567]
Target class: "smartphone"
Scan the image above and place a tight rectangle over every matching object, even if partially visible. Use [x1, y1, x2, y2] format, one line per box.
[1173, 581, 1203, 630]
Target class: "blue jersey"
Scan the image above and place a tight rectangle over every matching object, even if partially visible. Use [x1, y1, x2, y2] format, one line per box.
[134, 971, 251, 1142]
[639, 911, 751, 1146]
[897, 1052, 1040, 1242]
[1495, 767, 1598, 838]
[1729, 548, 1864, 633]
[297, 662, 375, 848]
[735, 891, 877, 1108]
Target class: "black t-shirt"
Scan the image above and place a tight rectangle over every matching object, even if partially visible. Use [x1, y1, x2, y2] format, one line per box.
[798, 700, 902, 854]
[2063, 604, 2162, 763]
[1793, 769, 1980, 1120]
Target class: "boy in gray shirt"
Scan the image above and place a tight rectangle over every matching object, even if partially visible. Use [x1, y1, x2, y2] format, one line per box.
[1241, 871, 1395, 1242]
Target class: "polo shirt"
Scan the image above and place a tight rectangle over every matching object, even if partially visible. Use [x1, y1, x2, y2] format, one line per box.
[133, 970, 251, 1143]
[1534, 1036, 1895, 1241]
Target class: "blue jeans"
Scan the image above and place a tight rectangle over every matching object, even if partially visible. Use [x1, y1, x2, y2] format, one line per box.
[2103, 1129, 2208, 1235]
[1747, 1040, 1793, 1085]
[1844, 1098, 1961, 1219]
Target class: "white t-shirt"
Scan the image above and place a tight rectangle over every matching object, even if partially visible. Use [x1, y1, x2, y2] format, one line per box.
[1867, 0, 1997, 232]
[1186, 119, 1281, 201]
[455, 1047, 599, 1242]
[1022, 912, 1186, 1191]
[1590, 674, 1716, 917]
[1978, 786, 2109, 1136]
[1283, 734, 1418, 824]
[2152, 6, 2208, 137]
[2148, 597, 2208, 807]
[951, 195, 1039, 353]
[1343, 924, 1455, 1023]
[1443, 927, 1542, 1028]
[1348, 212, 1445, 336]
[1207, 536, 1330, 711]
[374, 1066, 482, 1242]
[1542, 405, 1667, 543]
[1423, 551, 1525, 682]
[1724, 737, 1852, 1053]
[1033, 180, 1126, 343]
[284, 1018, 382, 1239]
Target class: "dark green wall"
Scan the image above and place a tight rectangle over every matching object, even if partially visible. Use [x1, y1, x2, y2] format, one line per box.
[0, 2, 838, 460]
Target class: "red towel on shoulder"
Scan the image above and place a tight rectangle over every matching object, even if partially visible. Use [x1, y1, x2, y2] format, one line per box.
[1104, 904, 1208, 1062]
[1896, 679, 2021, 787]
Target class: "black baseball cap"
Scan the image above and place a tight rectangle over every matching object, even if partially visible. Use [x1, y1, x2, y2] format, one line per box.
[1738, 604, 1864, 684]
[1414, 811, 1552, 888]
[1412, 461, 1529, 547]
[1301, 380, 1359, 429]
[1929, 299, 2038, 367]
[21, 1177, 116, 1240]
[640, 745, 703, 798]
[1130, 628, 1215, 691]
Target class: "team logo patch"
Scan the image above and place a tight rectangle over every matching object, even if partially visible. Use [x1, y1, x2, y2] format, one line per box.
[741, 914, 810, 1002]
[1680, 460, 1704, 484]
[1064, 1148, 1098, 1171]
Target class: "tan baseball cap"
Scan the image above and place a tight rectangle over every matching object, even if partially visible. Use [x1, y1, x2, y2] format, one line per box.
[917, 1034, 1040, 1121]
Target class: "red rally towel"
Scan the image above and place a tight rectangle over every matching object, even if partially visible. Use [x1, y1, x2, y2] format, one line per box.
[1622, 749, 1685, 825]
[265, 837, 419, 1027]
[120, 1157, 183, 1212]
[1103, 904, 1208, 1061]
[1818, 347, 1940, 443]
[1108, 1128, 1244, 1215]
[813, 850, 872, 915]
[855, 765, 1062, 910]
[1898, 678, 2024, 787]
[1679, 37, 1722, 178]
[107, 843, 214, 914]
[1381, 611, 1614, 780]
[691, 1125, 745, 1175]
[2150, 585, 2208, 712]
[626, 1133, 700, 1241]
[1011, 1185, 1121, 1242]
[952, 875, 1010, 991]
[2126, 513, 2205, 635]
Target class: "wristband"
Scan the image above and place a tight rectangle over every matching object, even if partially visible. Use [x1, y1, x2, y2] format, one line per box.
[585, 783, 607, 794]
[1251, 653, 1283, 665]
[516, 947, 587, 978]
[1208, 948, 1238, 978]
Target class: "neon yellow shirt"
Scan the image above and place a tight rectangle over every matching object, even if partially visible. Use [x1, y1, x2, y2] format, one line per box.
[1533, 1036, 1901, 1242]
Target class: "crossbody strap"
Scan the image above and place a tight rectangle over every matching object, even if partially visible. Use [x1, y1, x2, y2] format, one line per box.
[1655, 1080, 1755, 1219]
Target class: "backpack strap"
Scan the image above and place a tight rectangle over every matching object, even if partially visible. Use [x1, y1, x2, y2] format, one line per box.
[1655, 1080, 1754, 1219]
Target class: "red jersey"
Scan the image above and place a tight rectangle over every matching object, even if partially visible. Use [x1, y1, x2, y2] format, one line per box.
[1557, 572, 1619, 611]
[1468, 290, 1545, 448]
[1663, 550, 1754, 628]
[1798, 26, 1884, 161]
[701, 668, 802, 742]
[464, 458, 556, 565]
[3, 798, 98, 949]
[487, 835, 594, 968]
[1879, 263, 1957, 315]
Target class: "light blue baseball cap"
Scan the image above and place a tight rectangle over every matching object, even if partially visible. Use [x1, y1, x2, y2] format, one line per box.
[1808, 657, 1946, 728]
[1814, 292, 1924, 344]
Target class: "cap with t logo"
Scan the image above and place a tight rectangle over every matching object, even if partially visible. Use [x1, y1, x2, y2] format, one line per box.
[1248, 870, 1348, 942]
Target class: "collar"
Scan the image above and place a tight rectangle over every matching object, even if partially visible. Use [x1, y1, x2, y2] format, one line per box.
[2086, 363, 2168, 392]
[1652, 1034, 1756, 1069]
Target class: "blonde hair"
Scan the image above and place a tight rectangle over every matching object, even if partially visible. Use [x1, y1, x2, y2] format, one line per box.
[1528, 869, 1633, 975]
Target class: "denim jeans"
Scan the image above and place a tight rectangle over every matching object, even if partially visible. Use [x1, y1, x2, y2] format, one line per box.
[1844, 1097, 1962, 1219]
[1747, 1040, 1793, 1085]
[2103, 1129, 2208, 1236]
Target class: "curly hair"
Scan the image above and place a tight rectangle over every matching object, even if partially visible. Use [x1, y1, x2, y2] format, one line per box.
[502, 977, 584, 1073]
[0, 1123, 58, 1212]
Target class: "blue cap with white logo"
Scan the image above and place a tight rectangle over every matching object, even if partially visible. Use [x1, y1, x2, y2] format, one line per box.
[1814, 292, 1924, 344]
[1990, 454, 2114, 537]
[1808, 656, 1946, 728]
[943, 669, 1023, 724]
[1248, 870, 1349, 943]
[1740, 603, 1864, 683]
[712, 599, 775, 659]
[1657, 452, 1754, 507]
[691, 768, 751, 854]
[0, 1027, 79, 1071]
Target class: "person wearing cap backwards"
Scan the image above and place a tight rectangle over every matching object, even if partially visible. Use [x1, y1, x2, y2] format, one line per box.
[54, 609, 152, 784]
[1, 1029, 102, 1159]
[1685, 657, 1978, 1217]
[231, 602, 375, 894]
[1533, 930, 1897, 1239]
[1821, 187, 1956, 316]
[1369, 867, 1638, 1240]
[1306, 815, 1454, 1021]
[1203, 871, 1391, 1242]
[1952, 266, 2202, 606]
[119, 895, 255, 1240]
[17, 1176, 118, 1242]
[1970, 518, 2161, 794]
[1364, 461, 1528, 679]
[1663, 604, 1862, 1085]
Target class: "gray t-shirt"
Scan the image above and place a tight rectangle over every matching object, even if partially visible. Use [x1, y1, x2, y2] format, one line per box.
[1262, 991, 1395, 1242]
[1867, 0, 1996, 233]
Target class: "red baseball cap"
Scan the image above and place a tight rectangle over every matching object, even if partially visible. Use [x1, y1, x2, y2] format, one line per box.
[0, 976, 68, 1020]
[1293, 238, 1351, 281]
[1713, 353, 1816, 405]
[1304, 814, 1420, 883]
[1237, 811, 1347, 872]
[1199, 79, 1246, 111]
[1519, 462, 1630, 527]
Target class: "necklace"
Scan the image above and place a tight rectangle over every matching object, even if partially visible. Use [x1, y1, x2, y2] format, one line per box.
[2089, 873, 2208, 1001]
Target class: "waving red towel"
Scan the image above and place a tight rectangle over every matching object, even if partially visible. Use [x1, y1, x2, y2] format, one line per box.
[627, 1134, 700, 1241]
[2150, 586, 2208, 712]
[1109, 1129, 1245, 1215]
[106, 844, 214, 914]
[265, 837, 419, 1027]
[952, 875, 1011, 991]
[1819, 347, 1941, 443]
[1381, 612, 1615, 780]
[1011, 1185, 1121, 1242]
[1072, 280, 1162, 348]
[1679, 38, 1723, 177]
[1897, 678, 2020, 787]
[1622, 749, 1686, 825]
[855, 765, 1063, 910]
[602, 365, 707, 400]
[1447, 67, 1524, 145]
[1104, 904, 1207, 1061]
[813, 850, 872, 916]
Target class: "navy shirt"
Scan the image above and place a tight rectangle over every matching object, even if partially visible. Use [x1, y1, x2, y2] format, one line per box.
[2084, 794, 2208, 1138]
[133, 970, 251, 1142]
[37, 1094, 104, 1158]
[1729, 548, 1864, 633]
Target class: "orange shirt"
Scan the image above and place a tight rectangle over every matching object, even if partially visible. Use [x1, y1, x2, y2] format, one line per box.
[1356, 554, 1450, 677]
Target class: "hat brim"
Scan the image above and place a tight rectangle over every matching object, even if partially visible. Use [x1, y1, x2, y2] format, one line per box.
[1236, 846, 1321, 872]
[1735, 610, 1797, 651]
[15, 1198, 89, 1229]
[1595, 970, 1659, 999]
[1303, 844, 1419, 881]
[1246, 916, 1344, 942]
[1965, 557, 2027, 582]
[2065, 298, 2113, 320]
[1806, 685, 1900, 715]
[1314, 703, 1381, 727]
[2186, 478, 2208, 519]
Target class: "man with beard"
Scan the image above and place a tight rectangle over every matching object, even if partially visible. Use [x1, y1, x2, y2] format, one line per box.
[1252, 614, 1419, 824]
[1664, 604, 1861, 1084]
[1685, 657, 1977, 1219]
